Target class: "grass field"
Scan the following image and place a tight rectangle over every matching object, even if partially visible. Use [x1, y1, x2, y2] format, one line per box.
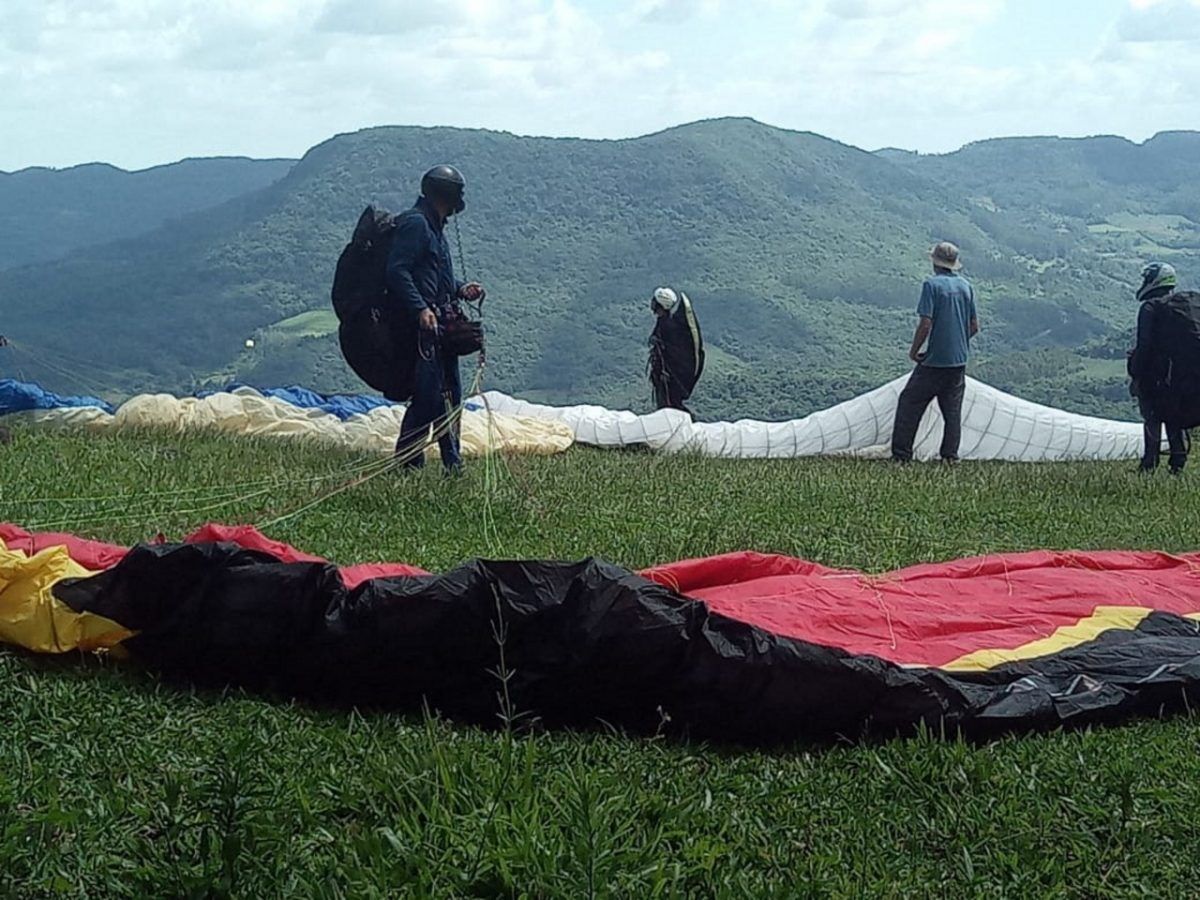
[263, 310, 340, 340]
[3, 424, 1200, 897]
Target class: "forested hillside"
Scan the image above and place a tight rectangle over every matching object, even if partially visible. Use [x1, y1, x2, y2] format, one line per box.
[3, 120, 1196, 421]
[0, 157, 294, 271]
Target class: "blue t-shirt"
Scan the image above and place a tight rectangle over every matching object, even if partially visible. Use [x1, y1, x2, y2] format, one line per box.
[917, 273, 977, 367]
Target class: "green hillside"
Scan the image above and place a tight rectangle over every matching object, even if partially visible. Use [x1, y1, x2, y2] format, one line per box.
[4, 426, 1200, 896]
[3, 120, 1196, 421]
[0, 157, 295, 271]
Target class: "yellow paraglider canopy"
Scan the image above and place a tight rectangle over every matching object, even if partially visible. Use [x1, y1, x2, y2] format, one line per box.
[0, 539, 131, 655]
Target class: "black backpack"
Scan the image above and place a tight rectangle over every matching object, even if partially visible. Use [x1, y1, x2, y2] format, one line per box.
[331, 207, 420, 400]
[1152, 291, 1200, 429]
[331, 206, 417, 401]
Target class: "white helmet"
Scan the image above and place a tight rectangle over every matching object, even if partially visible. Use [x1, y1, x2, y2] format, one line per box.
[651, 287, 678, 311]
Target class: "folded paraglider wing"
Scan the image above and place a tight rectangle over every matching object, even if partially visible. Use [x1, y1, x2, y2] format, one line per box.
[7, 522, 1200, 744]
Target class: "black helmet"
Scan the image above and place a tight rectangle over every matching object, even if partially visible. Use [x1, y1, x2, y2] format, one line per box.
[421, 164, 466, 215]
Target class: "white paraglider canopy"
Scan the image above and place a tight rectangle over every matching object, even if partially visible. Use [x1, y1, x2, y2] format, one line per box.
[480, 375, 1143, 462]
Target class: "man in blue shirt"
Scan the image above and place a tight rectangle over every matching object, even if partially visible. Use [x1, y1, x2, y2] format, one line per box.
[890, 242, 980, 462]
[387, 165, 486, 474]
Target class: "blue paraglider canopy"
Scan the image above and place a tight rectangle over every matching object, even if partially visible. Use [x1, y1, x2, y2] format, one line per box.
[0, 379, 115, 416]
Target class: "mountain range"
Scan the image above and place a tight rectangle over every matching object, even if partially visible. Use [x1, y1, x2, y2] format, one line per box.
[3, 119, 1197, 421]
[0, 157, 294, 271]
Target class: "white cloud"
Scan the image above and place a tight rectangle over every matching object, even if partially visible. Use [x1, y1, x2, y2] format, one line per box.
[1128, 0, 1200, 9]
[631, 0, 723, 24]
[0, 0, 1198, 170]
[826, 0, 919, 20]
[1117, 0, 1200, 40]
[315, 0, 469, 34]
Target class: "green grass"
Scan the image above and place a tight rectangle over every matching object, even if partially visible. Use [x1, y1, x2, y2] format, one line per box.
[1076, 357, 1127, 379]
[3, 424, 1200, 897]
[264, 309, 340, 339]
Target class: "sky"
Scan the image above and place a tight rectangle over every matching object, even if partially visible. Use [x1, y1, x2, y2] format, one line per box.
[1, 0, 1199, 171]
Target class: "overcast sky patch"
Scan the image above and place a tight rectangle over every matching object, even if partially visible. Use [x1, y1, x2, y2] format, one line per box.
[0, 0, 1196, 170]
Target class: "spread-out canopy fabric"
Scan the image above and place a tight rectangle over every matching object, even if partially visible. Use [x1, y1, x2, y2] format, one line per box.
[4, 522, 1199, 743]
[483, 376, 1144, 461]
[4, 376, 1144, 462]
[1, 381, 573, 460]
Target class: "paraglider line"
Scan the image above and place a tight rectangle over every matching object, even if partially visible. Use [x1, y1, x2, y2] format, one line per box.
[23, 486, 280, 533]
[7, 343, 114, 399]
[254, 359, 489, 531]
[8, 443, 411, 506]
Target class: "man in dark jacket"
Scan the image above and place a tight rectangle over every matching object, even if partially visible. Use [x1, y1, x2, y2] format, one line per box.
[648, 287, 704, 417]
[1128, 262, 1195, 474]
[387, 165, 485, 473]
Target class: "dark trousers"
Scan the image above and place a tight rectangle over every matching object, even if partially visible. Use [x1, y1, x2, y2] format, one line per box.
[396, 343, 462, 471]
[890, 365, 966, 462]
[1138, 395, 1187, 472]
[653, 375, 692, 418]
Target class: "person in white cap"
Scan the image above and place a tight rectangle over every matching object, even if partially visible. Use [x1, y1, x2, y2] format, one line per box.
[648, 287, 704, 417]
[890, 242, 980, 462]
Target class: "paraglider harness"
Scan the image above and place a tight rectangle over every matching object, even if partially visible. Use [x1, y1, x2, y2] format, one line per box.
[331, 206, 485, 402]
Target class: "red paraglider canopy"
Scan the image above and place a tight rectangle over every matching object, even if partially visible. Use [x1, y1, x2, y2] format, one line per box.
[6, 521, 1200, 742]
[642, 549, 1200, 668]
[7, 521, 1200, 670]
